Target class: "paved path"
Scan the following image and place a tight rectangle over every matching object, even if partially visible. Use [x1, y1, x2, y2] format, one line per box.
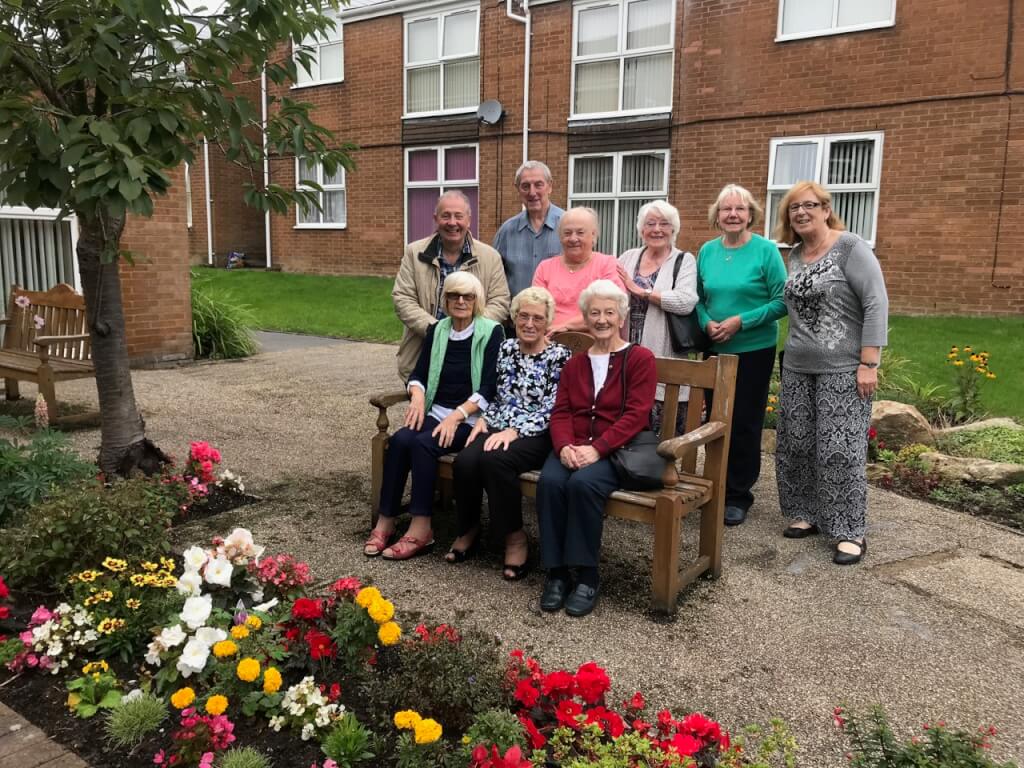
[0, 704, 87, 768]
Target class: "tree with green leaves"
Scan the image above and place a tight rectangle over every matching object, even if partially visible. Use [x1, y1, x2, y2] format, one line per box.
[0, 0, 354, 473]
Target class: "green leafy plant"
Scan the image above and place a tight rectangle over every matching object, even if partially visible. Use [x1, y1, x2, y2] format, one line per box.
[105, 693, 168, 749]
[943, 345, 997, 425]
[394, 731, 450, 768]
[460, 709, 527, 759]
[191, 273, 260, 360]
[66, 667, 122, 718]
[719, 720, 798, 768]
[321, 713, 375, 767]
[929, 482, 1024, 530]
[887, 374, 951, 426]
[543, 725, 685, 767]
[937, 427, 1024, 465]
[218, 747, 273, 768]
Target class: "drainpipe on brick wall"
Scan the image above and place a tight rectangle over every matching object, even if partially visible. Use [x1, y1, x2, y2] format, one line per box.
[203, 138, 213, 265]
[506, 0, 530, 163]
[261, 67, 272, 269]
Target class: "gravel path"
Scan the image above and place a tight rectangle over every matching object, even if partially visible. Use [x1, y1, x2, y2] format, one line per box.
[30, 339, 1024, 766]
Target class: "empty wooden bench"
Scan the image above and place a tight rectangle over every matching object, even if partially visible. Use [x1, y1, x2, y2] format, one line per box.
[369, 336, 738, 614]
[1, 284, 95, 423]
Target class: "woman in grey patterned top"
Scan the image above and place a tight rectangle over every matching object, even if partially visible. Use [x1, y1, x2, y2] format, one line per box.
[774, 181, 888, 565]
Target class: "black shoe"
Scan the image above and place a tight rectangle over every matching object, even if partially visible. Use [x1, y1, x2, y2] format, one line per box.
[564, 584, 599, 617]
[502, 561, 532, 582]
[833, 538, 867, 565]
[783, 523, 820, 539]
[540, 578, 569, 612]
[444, 537, 479, 564]
[724, 505, 748, 526]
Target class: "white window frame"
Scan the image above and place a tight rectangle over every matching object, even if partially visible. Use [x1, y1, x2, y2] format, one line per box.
[291, 17, 344, 89]
[765, 131, 884, 246]
[567, 149, 670, 252]
[776, 0, 896, 42]
[403, 5, 481, 118]
[404, 143, 480, 242]
[569, 0, 675, 120]
[294, 157, 347, 229]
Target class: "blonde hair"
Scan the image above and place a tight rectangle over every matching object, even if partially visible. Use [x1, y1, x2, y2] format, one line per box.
[772, 181, 846, 244]
[707, 184, 763, 230]
[511, 286, 556, 325]
[578, 279, 629, 320]
[636, 200, 680, 243]
[443, 271, 485, 317]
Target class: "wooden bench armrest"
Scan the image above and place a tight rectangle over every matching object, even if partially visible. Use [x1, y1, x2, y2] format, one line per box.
[369, 390, 411, 410]
[34, 334, 90, 346]
[656, 421, 728, 460]
[0, 316, 8, 326]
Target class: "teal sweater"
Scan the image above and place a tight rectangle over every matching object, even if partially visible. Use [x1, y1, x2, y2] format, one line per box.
[695, 234, 788, 354]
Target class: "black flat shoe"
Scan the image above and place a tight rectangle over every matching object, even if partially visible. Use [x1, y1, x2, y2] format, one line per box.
[502, 560, 531, 582]
[564, 584, 599, 617]
[724, 505, 748, 526]
[783, 523, 820, 539]
[444, 537, 479, 564]
[833, 538, 867, 565]
[540, 578, 569, 612]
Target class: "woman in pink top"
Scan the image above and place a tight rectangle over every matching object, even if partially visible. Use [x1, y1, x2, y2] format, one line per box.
[532, 207, 625, 334]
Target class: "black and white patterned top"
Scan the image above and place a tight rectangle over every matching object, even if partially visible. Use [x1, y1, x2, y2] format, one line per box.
[485, 339, 572, 436]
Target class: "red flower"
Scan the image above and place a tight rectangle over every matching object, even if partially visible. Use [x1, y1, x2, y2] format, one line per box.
[632, 718, 652, 733]
[304, 628, 337, 660]
[585, 706, 625, 738]
[414, 623, 430, 640]
[680, 712, 722, 744]
[624, 691, 646, 711]
[540, 670, 574, 700]
[330, 577, 362, 596]
[514, 679, 540, 708]
[666, 732, 702, 757]
[0, 576, 9, 600]
[868, 427, 877, 439]
[518, 715, 546, 749]
[555, 699, 583, 729]
[291, 597, 324, 621]
[0, 606, 9, 620]
[573, 662, 610, 705]
[656, 709, 677, 734]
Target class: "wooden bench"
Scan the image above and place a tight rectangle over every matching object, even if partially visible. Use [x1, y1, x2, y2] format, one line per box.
[369, 334, 738, 614]
[0, 284, 95, 423]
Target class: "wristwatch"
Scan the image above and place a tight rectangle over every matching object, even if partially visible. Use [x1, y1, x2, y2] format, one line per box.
[859, 361, 879, 369]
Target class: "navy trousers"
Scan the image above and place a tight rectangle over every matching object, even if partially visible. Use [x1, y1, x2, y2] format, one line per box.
[378, 416, 472, 518]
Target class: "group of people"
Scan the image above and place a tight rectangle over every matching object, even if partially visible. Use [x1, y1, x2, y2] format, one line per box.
[366, 160, 889, 617]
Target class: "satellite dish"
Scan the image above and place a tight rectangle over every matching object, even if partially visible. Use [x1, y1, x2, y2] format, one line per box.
[477, 99, 505, 125]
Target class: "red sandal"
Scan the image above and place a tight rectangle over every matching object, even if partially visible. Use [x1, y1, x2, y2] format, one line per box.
[382, 534, 435, 561]
[363, 529, 393, 557]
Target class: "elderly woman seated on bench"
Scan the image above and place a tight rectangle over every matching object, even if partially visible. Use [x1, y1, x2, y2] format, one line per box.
[536, 279, 657, 617]
[364, 271, 504, 561]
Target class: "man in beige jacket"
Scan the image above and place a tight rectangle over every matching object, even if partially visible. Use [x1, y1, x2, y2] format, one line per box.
[393, 191, 511, 381]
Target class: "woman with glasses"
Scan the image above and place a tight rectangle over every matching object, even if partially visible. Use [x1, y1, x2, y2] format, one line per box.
[447, 287, 572, 580]
[774, 181, 888, 566]
[364, 271, 504, 561]
[695, 183, 788, 527]
[616, 200, 698, 435]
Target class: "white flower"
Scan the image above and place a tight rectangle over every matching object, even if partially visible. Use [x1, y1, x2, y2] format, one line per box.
[71, 609, 90, 627]
[176, 570, 203, 596]
[269, 716, 285, 732]
[182, 546, 209, 572]
[159, 624, 187, 648]
[194, 627, 227, 647]
[204, 556, 233, 587]
[252, 598, 279, 613]
[180, 595, 212, 630]
[222, 527, 265, 563]
[46, 640, 64, 657]
[301, 723, 315, 741]
[176, 638, 210, 677]
[83, 630, 98, 643]
[56, 603, 72, 614]
[144, 641, 163, 667]
[123, 689, 144, 704]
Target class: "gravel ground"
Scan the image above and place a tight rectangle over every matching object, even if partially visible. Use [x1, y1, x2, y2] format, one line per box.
[24, 338, 1024, 766]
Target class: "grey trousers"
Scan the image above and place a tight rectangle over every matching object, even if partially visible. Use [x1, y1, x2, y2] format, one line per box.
[775, 368, 872, 540]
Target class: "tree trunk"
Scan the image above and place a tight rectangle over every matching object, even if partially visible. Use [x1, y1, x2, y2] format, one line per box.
[76, 212, 166, 476]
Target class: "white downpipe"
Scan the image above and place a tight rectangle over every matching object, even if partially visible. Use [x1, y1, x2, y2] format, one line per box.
[506, 0, 530, 163]
[261, 68, 272, 269]
[68, 215, 81, 292]
[203, 138, 213, 265]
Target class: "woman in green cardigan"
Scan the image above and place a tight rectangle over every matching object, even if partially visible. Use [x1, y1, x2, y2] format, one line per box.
[696, 184, 787, 527]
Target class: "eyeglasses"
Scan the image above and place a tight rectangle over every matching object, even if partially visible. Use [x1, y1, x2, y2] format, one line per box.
[445, 292, 475, 303]
[642, 220, 672, 230]
[788, 201, 823, 213]
[515, 312, 547, 325]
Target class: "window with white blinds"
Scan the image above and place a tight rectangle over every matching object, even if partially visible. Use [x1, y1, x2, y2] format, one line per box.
[568, 150, 668, 255]
[777, 0, 895, 41]
[572, 0, 673, 118]
[295, 157, 347, 228]
[293, 19, 344, 87]
[766, 132, 883, 245]
[405, 7, 480, 116]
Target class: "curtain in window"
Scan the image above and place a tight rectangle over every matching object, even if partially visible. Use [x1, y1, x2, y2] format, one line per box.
[617, 198, 660, 254]
[298, 196, 320, 225]
[626, 0, 671, 49]
[574, 61, 618, 114]
[766, 191, 786, 240]
[443, 58, 479, 110]
[780, 0, 832, 35]
[827, 140, 873, 185]
[298, 157, 317, 185]
[772, 142, 818, 185]
[407, 66, 440, 113]
[445, 147, 476, 181]
[623, 53, 671, 110]
[324, 191, 347, 225]
[443, 11, 477, 57]
[0, 218, 76, 300]
[320, 41, 343, 81]
[408, 150, 438, 182]
[408, 187, 439, 241]
[407, 18, 437, 62]
[577, 5, 618, 56]
[621, 153, 664, 193]
[573, 157, 614, 194]
[832, 192, 874, 241]
[838, 0, 891, 27]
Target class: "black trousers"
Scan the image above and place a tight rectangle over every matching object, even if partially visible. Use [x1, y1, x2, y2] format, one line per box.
[453, 432, 551, 538]
[717, 345, 777, 512]
[378, 417, 472, 518]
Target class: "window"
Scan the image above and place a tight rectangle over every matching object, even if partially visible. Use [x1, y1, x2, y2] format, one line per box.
[295, 157, 346, 228]
[405, 145, 479, 242]
[568, 150, 668, 254]
[766, 132, 884, 244]
[571, 0, 674, 118]
[404, 7, 480, 116]
[293, 19, 344, 87]
[777, 0, 895, 41]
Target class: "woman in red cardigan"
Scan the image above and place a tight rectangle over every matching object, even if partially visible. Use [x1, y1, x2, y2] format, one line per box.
[536, 279, 657, 617]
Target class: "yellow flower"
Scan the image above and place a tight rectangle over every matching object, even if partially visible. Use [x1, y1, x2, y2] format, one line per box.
[170, 687, 196, 709]
[236, 658, 261, 683]
[245, 615, 262, 630]
[213, 640, 239, 658]
[964, 346, 972, 353]
[946, 352, 957, 360]
[765, 406, 775, 414]
[205, 695, 229, 716]
[159, 557, 176, 572]
[768, 395, 778, 404]
[130, 574, 148, 586]
[987, 372, 997, 380]
[102, 557, 128, 573]
[125, 598, 142, 610]
[950, 346, 959, 353]
[393, 710, 422, 730]
[82, 660, 109, 676]
[355, 587, 382, 608]
[142, 574, 158, 586]
[378, 621, 402, 647]
[230, 625, 250, 640]
[462, 735, 471, 745]
[155, 574, 177, 589]
[975, 367, 986, 374]
[141, 561, 159, 572]
[953, 360, 964, 367]
[97, 618, 125, 634]
[262, 667, 282, 694]
[367, 598, 395, 624]
[414, 718, 443, 744]
[76, 570, 100, 583]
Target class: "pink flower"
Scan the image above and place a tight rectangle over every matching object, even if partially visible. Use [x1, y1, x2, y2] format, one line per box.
[33, 314, 45, 330]
[15, 295, 30, 309]
[30, 606, 54, 625]
[153, 749, 166, 765]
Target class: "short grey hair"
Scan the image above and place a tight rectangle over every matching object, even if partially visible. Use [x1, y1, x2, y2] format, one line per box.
[707, 183, 763, 230]
[578, 279, 628, 320]
[511, 286, 556, 325]
[435, 189, 473, 217]
[636, 200, 681, 242]
[442, 270, 485, 317]
[514, 160, 553, 187]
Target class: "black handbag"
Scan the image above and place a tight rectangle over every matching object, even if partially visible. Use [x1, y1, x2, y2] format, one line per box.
[666, 253, 711, 355]
[608, 347, 667, 491]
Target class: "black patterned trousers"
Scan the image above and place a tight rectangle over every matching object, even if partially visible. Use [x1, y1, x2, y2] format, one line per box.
[775, 368, 872, 540]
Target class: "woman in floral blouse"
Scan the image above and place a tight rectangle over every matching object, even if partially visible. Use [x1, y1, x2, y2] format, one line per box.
[448, 286, 572, 580]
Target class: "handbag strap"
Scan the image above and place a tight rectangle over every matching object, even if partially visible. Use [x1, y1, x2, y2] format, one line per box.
[617, 345, 631, 419]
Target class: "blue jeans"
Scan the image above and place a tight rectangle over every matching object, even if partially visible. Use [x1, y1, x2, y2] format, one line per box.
[378, 417, 472, 518]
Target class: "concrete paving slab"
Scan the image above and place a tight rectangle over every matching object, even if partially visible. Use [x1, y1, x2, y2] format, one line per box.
[254, 330, 352, 353]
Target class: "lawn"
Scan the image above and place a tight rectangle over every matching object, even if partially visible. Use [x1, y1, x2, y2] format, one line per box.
[194, 268, 1023, 420]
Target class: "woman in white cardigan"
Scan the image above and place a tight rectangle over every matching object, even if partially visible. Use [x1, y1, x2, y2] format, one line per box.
[616, 200, 699, 434]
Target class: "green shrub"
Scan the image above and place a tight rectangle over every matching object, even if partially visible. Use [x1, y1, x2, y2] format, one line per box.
[191, 272, 259, 359]
[937, 427, 1024, 465]
[218, 747, 272, 768]
[321, 713, 375, 767]
[0, 421, 96, 526]
[459, 709, 526, 757]
[105, 693, 168, 749]
[0, 478, 176, 590]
